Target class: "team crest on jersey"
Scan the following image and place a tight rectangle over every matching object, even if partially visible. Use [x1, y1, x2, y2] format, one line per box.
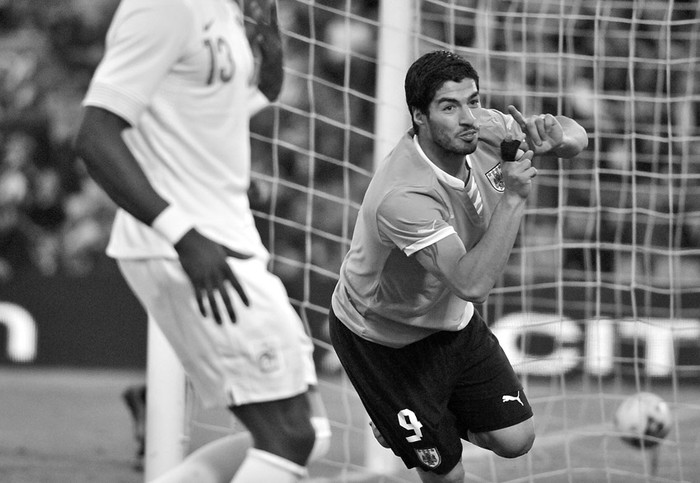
[486, 164, 505, 192]
[415, 447, 441, 468]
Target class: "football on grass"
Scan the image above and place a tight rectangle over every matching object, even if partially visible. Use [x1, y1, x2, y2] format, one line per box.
[614, 392, 672, 448]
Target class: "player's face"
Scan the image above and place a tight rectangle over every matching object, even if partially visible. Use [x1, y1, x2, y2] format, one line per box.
[418, 78, 481, 157]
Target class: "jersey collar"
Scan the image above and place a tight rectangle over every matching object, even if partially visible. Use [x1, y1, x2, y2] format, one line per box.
[412, 135, 467, 189]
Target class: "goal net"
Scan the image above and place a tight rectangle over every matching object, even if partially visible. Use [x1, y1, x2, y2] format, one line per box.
[146, 1, 700, 481]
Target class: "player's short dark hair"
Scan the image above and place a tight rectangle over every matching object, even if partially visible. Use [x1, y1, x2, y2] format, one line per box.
[405, 50, 480, 132]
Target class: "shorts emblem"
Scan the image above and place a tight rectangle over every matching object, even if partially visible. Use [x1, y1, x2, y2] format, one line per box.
[502, 391, 524, 406]
[254, 340, 283, 373]
[415, 447, 441, 469]
[258, 350, 280, 372]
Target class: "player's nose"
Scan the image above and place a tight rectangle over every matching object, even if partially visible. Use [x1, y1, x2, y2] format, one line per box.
[459, 107, 479, 127]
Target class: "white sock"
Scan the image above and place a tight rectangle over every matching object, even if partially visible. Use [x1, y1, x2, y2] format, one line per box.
[308, 417, 332, 462]
[230, 448, 307, 483]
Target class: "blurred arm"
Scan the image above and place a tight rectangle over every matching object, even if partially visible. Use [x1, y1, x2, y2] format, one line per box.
[73, 106, 168, 225]
[245, 0, 284, 102]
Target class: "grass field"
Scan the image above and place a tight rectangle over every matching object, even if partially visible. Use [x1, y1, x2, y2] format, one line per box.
[2, 367, 699, 483]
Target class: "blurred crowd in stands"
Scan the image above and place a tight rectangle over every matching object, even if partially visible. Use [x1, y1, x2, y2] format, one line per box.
[0, 0, 119, 284]
[1, 0, 699, 297]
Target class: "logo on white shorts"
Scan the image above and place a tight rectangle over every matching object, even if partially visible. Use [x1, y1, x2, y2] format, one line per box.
[415, 447, 441, 469]
[502, 391, 524, 406]
[258, 348, 281, 373]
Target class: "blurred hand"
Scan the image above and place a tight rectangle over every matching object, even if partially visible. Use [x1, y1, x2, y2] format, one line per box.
[508, 105, 564, 155]
[243, 0, 283, 101]
[174, 229, 251, 324]
[243, 0, 276, 25]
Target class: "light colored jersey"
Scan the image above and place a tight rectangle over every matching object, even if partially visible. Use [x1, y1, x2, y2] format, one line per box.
[332, 108, 522, 348]
[83, 0, 268, 260]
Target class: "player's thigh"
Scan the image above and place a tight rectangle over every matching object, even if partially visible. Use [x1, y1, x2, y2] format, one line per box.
[448, 314, 533, 451]
[416, 462, 465, 483]
[329, 309, 464, 475]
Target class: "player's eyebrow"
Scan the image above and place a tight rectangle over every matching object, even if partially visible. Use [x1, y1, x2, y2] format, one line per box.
[436, 90, 479, 105]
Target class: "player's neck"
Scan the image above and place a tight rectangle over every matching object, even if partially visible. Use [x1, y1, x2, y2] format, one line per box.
[431, 154, 467, 180]
[416, 138, 466, 179]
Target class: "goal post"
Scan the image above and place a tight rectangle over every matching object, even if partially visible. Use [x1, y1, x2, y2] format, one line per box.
[144, 319, 187, 482]
[374, 0, 415, 166]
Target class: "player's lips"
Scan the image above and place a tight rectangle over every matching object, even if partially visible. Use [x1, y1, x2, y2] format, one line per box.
[458, 129, 479, 141]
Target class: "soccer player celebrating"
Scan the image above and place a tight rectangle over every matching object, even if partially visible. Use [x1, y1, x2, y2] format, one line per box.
[329, 50, 588, 482]
[73, 1, 329, 482]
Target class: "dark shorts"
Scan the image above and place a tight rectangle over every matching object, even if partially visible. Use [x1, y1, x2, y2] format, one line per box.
[329, 308, 533, 475]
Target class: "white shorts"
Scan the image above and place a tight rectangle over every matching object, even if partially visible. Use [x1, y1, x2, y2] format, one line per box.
[118, 256, 317, 408]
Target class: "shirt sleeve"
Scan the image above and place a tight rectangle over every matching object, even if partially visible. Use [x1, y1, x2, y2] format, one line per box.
[248, 87, 271, 118]
[376, 188, 456, 257]
[474, 108, 525, 147]
[82, 0, 194, 125]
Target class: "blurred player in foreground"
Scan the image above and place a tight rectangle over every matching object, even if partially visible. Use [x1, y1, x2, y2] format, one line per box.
[329, 50, 588, 482]
[74, 0, 329, 481]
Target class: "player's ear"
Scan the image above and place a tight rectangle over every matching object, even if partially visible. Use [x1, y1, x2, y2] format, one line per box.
[412, 107, 426, 127]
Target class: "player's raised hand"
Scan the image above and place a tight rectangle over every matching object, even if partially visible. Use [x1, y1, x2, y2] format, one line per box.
[243, 0, 283, 101]
[507, 105, 564, 155]
[243, 0, 277, 26]
[174, 229, 251, 325]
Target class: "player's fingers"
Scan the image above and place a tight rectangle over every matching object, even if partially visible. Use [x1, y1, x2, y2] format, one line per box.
[229, 274, 250, 307]
[223, 247, 253, 260]
[526, 117, 543, 146]
[205, 283, 223, 325]
[221, 261, 250, 307]
[195, 290, 207, 318]
[219, 280, 237, 324]
[544, 113, 557, 131]
[507, 105, 526, 128]
[535, 115, 545, 139]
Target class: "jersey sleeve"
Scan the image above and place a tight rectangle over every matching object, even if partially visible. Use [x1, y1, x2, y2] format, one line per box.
[475, 108, 525, 147]
[82, 0, 194, 125]
[376, 188, 456, 257]
[248, 87, 271, 118]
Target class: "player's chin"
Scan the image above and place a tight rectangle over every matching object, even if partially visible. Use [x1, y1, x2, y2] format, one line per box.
[453, 139, 478, 155]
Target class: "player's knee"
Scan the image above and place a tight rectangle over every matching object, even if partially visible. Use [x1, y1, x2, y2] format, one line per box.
[416, 460, 465, 483]
[492, 431, 535, 459]
[307, 416, 332, 462]
[284, 418, 317, 463]
[255, 416, 316, 465]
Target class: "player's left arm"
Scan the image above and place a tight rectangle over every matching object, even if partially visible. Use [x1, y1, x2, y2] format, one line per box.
[245, 0, 283, 103]
[508, 105, 588, 159]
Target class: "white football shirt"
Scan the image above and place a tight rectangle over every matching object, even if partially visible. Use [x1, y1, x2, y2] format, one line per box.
[83, 0, 269, 260]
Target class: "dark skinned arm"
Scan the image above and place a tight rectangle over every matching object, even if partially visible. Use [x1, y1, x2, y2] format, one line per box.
[73, 106, 249, 324]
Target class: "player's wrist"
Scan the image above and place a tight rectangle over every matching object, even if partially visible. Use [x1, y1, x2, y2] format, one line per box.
[151, 206, 195, 245]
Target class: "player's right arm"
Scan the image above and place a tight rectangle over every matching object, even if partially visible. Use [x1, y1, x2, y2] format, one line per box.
[73, 107, 249, 324]
[412, 151, 537, 303]
[245, 0, 283, 104]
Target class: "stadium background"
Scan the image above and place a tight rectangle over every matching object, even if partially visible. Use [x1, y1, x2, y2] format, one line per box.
[1, 0, 700, 482]
[2, 0, 699, 368]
